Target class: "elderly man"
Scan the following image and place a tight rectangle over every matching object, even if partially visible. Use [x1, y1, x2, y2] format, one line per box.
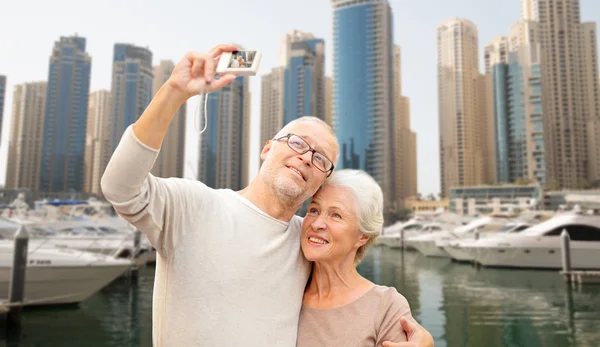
[101, 44, 434, 347]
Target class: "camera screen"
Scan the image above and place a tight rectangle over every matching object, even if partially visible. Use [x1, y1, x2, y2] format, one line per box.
[228, 51, 257, 68]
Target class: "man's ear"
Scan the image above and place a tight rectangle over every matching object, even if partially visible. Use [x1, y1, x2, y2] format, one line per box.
[260, 140, 273, 161]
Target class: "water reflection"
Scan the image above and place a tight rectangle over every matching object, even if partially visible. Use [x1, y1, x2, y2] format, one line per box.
[358, 247, 600, 347]
[1, 250, 599, 347]
[0, 266, 154, 347]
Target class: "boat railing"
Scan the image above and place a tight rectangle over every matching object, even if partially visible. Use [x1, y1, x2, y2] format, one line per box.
[27, 236, 52, 256]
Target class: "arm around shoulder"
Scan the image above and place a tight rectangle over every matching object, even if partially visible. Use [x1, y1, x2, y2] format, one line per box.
[375, 287, 413, 345]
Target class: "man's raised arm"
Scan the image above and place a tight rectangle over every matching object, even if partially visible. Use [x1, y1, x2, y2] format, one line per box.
[100, 46, 238, 257]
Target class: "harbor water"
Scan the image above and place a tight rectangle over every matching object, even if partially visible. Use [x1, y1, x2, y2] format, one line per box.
[2, 247, 600, 347]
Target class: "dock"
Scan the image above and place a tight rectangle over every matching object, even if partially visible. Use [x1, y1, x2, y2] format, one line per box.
[561, 271, 600, 285]
[559, 230, 600, 285]
[0, 301, 8, 316]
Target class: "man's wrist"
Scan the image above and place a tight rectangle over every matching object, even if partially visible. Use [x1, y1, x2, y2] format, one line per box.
[161, 82, 190, 107]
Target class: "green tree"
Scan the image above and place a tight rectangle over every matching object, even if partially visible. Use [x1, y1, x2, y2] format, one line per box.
[577, 179, 591, 190]
[544, 178, 560, 191]
[514, 177, 532, 185]
[395, 208, 412, 222]
[383, 211, 398, 226]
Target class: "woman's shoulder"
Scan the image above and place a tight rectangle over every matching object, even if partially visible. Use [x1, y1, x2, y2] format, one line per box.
[370, 285, 406, 300]
[370, 285, 411, 316]
[368, 285, 412, 344]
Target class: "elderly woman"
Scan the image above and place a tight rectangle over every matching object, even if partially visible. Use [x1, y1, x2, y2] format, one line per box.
[296, 169, 413, 346]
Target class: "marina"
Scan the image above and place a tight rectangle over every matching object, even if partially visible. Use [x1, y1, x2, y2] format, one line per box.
[0, 198, 599, 346]
[0, 248, 598, 346]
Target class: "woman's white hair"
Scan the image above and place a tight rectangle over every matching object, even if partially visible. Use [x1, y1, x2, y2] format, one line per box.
[319, 169, 383, 265]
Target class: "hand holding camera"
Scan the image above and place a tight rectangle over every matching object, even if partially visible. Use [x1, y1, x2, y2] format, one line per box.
[166, 44, 239, 102]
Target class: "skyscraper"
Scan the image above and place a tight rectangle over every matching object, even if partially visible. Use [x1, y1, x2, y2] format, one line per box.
[40, 35, 91, 192]
[283, 32, 325, 124]
[83, 90, 111, 195]
[332, 0, 396, 211]
[324, 76, 333, 127]
[260, 30, 326, 158]
[198, 75, 251, 190]
[437, 18, 484, 195]
[486, 37, 510, 184]
[0, 75, 6, 144]
[151, 60, 186, 178]
[6, 82, 47, 190]
[393, 45, 418, 208]
[483, 37, 509, 185]
[260, 66, 285, 150]
[522, 0, 600, 188]
[110, 44, 153, 154]
[487, 22, 547, 185]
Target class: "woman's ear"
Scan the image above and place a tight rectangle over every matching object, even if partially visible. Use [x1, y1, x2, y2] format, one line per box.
[355, 233, 370, 248]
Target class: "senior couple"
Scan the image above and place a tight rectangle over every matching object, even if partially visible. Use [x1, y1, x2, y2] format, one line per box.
[101, 44, 434, 347]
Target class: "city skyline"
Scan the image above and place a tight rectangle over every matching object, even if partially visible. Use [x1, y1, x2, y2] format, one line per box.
[198, 74, 251, 190]
[1, 0, 600, 196]
[260, 30, 328, 160]
[150, 60, 187, 180]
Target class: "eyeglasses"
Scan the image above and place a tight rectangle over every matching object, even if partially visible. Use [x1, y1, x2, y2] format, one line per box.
[273, 133, 335, 176]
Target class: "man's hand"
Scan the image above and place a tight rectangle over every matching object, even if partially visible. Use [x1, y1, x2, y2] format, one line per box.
[382, 316, 434, 347]
[167, 44, 239, 103]
[133, 44, 240, 149]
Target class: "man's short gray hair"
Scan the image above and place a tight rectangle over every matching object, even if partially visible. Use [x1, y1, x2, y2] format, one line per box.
[319, 169, 383, 265]
[273, 117, 339, 164]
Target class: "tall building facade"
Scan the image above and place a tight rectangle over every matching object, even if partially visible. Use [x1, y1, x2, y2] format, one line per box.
[437, 18, 484, 195]
[488, 22, 547, 185]
[393, 45, 418, 208]
[283, 34, 325, 124]
[0, 75, 6, 144]
[324, 76, 333, 127]
[110, 44, 153, 154]
[523, 0, 600, 188]
[332, 0, 396, 210]
[83, 90, 111, 195]
[40, 36, 92, 192]
[151, 60, 186, 178]
[260, 67, 285, 149]
[582, 23, 600, 183]
[261, 30, 326, 160]
[483, 37, 509, 185]
[198, 76, 250, 190]
[6, 82, 47, 190]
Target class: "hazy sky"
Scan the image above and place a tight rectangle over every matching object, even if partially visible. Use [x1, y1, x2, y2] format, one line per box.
[1, 0, 599, 195]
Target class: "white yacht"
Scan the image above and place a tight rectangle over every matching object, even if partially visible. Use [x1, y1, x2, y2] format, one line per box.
[377, 221, 426, 248]
[0, 240, 131, 306]
[441, 223, 531, 262]
[406, 217, 508, 258]
[473, 213, 600, 269]
[389, 223, 448, 249]
[0, 219, 151, 260]
[380, 222, 449, 249]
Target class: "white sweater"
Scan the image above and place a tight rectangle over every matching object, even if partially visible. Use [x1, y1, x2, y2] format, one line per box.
[101, 125, 311, 346]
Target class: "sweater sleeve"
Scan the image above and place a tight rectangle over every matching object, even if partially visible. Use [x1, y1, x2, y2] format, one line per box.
[375, 287, 412, 346]
[100, 125, 202, 258]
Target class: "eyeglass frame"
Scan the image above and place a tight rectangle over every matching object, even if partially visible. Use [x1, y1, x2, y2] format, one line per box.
[272, 133, 335, 177]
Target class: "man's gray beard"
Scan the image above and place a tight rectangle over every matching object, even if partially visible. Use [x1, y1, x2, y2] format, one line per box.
[262, 172, 307, 208]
